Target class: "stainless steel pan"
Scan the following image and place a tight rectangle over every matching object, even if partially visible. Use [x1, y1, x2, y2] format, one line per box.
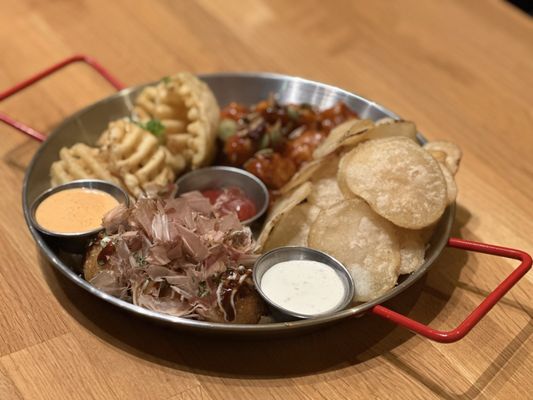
[3, 55, 529, 341]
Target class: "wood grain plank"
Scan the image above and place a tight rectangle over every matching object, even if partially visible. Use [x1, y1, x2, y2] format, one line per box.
[168, 386, 214, 400]
[0, 334, 120, 400]
[66, 322, 200, 400]
[0, 0, 531, 399]
[0, 365, 23, 400]
[0, 161, 70, 356]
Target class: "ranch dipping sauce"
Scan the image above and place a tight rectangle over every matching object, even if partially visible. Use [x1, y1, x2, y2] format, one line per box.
[35, 187, 119, 233]
[260, 259, 346, 316]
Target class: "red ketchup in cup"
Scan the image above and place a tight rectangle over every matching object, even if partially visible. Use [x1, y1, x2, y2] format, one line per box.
[201, 186, 257, 222]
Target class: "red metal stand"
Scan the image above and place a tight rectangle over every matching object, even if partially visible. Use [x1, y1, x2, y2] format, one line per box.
[372, 238, 532, 343]
[0, 54, 124, 141]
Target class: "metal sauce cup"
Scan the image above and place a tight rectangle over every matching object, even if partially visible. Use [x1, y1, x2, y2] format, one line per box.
[253, 246, 355, 321]
[30, 179, 130, 253]
[176, 166, 269, 225]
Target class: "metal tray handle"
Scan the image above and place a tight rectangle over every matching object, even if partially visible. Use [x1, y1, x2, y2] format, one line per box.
[372, 237, 532, 343]
[0, 54, 124, 141]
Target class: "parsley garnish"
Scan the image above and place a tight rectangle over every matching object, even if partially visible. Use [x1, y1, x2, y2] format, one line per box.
[134, 252, 147, 267]
[143, 119, 165, 137]
[161, 76, 171, 84]
[198, 281, 209, 297]
[129, 116, 165, 137]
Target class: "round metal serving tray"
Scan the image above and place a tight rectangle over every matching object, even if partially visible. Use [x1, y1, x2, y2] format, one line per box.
[23, 72, 455, 335]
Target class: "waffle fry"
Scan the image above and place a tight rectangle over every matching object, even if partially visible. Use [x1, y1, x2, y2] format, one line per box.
[50, 143, 119, 186]
[98, 119, 185, 197]
[134, 73, 219, 168]
[50, 118, 186, 197]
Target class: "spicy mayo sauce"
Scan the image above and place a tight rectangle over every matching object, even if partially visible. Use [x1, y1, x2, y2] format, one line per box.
[35, 188, 119, 233]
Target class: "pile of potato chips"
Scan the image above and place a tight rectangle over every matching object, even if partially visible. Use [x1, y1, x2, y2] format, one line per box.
[257, 118, 461, 302]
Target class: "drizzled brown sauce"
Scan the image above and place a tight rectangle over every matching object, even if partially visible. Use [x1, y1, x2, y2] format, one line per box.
[219, 268, 253, 321]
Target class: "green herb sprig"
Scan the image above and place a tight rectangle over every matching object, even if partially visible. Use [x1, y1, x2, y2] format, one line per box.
[198, 281, 209, 297]
[143, 119, 165, 137]
[130, 117, 166, 138]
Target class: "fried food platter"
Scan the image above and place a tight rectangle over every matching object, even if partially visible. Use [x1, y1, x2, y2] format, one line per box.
[15, 58, 530, 340]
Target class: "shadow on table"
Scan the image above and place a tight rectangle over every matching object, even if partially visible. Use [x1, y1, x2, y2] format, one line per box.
[38, 204, 496, 381]
[384, 319, 532, 400]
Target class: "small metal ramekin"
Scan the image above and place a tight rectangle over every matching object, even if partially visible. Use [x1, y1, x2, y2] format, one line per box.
[176, 166, 269, 225]
[30, 179, 129, 253]
[253, 246, 355, 321]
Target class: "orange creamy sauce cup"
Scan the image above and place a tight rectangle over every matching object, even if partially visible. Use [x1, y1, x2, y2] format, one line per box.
[35, 187, 118, 234]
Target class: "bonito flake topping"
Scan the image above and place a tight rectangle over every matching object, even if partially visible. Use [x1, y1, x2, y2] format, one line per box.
[87, 186, 262, 323]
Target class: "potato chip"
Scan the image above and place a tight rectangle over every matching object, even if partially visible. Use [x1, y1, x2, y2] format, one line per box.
[427, 149, 446, 164]
[375, 117, 396, 125]
[313, 118, 419, 161]
[308, 177, 345, 209]
[313, 119, 374, 159]
[422, 143, 458, 204]
[256, 182, 312, 250]
[308, 199, 400, 302]
[341, 137, 447, 229]
[423, 141, 462, 175]
[336, 151, 358, 200]
[438, 162, 457, 204]
[397, 228, 426, 274]
[279, 156, 329, 194]
[307, 155, 345, 208]
[366, 120, 417, 141]
[341, 119, 418, 149]
[420, 226, 434, 243]
[263, 203, 321, 251]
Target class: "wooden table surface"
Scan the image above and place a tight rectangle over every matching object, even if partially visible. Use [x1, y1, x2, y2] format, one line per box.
[1, 0, 532, 399]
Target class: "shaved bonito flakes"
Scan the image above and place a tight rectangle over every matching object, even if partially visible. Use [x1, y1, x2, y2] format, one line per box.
[84, 189, 265, 324]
